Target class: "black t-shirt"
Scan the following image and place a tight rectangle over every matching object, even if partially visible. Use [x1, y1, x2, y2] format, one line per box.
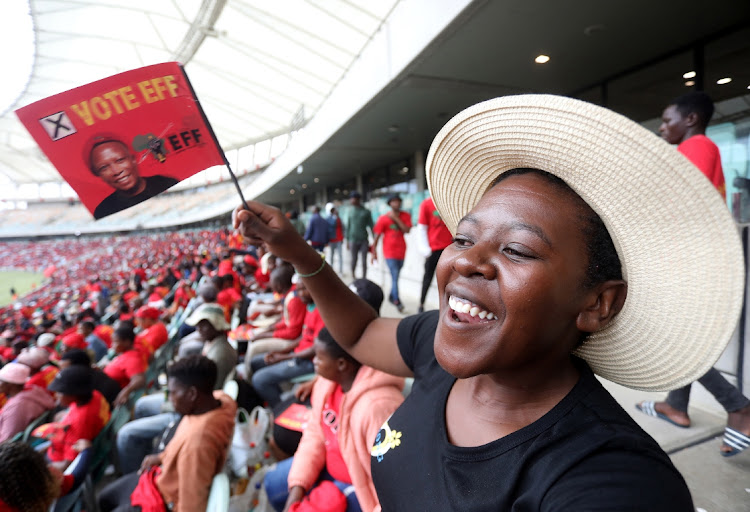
[93, 175, 178, 219]
[370, 311, 693, 511]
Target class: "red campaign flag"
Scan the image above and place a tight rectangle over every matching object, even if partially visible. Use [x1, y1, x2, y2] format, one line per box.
[15, 62, 226, 219]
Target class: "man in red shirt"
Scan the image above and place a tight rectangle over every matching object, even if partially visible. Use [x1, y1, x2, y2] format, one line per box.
[416, 195, 453, 313]
[134, 306, 168, 355]
[637, 92, 750, 457]
[216, 274, 243, 323]
[372, 195, 412, 312]
[659, 91, 726, 198]
[104, 325, 147, 406]
[248, 281, 324, 406]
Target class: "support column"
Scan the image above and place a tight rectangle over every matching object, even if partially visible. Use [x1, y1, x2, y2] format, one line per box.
[414, 150, 426, 192]
[355, 174, 364, 197]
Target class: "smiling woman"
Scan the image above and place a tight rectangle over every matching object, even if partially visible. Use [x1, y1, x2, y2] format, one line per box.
[233, 94, 743, 511]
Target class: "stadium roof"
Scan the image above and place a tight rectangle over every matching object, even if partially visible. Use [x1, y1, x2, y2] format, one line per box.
[0, 0, 399, 185]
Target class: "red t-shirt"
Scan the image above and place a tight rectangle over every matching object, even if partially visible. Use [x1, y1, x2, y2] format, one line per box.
[296, 306, 323, 354]
[0, 346, 14, 362]
[135, 322, 168, 355]
[104, 349, 148, 389]
[374, 211, 412, 260]
[272, 293, 306, 339]
[217, 288, 243, 321]
[46, 390, 110, 462]
[678, 135, 726, 199]
[330, 216, 344, 243]
[173, 287, 195, 309]
[322, 385, 351, 483]
[94, 325, 113, 348]
[254, 268, 270, 291]
[418, 197, 453, 251]
[123, 290, 139, 304]
[25, 365, 58, 392]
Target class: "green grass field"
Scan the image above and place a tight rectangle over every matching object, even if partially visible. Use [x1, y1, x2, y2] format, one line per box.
[0, 270, 46, 308]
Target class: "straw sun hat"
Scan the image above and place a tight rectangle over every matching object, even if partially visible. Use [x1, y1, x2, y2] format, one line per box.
[426, 94, 744, 391]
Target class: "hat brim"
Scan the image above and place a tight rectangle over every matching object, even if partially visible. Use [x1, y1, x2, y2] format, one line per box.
[426, 94, 744, 391]
[185, 311, 231, 331]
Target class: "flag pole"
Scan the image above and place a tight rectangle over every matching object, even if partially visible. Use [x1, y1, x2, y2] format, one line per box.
[178, 64, 250, 211]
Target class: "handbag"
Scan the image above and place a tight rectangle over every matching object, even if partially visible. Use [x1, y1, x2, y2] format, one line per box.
[227, 406, 273, 477]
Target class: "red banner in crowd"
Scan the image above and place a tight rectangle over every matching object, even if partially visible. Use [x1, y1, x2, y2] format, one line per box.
[16, 62, 226, 219]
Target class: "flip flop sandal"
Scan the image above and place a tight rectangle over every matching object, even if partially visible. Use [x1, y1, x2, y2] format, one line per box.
[635, 401, 690, 429]
[721, 427, 750, 457]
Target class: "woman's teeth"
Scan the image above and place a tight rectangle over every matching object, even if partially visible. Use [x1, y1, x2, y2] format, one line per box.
[448, 295, 495, 320]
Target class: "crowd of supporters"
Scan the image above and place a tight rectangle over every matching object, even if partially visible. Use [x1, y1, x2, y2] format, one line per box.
[0, 224, 402, 512]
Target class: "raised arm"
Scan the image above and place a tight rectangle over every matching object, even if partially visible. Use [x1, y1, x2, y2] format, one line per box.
[233, 203, 412, 377]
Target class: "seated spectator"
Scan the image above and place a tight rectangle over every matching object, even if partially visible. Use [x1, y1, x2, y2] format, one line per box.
[17, 347, 58, 393]
[43, 365, 111, 472]
[264, 328, 404, 512]
[186, 303, 237, 387]
[60, 349, 121, 407]
[253, 251, 276, 293]
[249, 280, 323, 407]
[60, 332, 88, 355]
[0, 362, 55, 442]
[241, 267, 305, 376]
[0, 330, 15, 362]
[168, 280, 195, 316]
[103, 325, 147, 406]
[134, 306, 168, 355]
[94, 323, 114, 348]
[99, 356, 236, 512]
[35, 332, 58, 360]
[78, 320, 108, 362]
[0, 441, 60, 512]
[269, 279, 385, 461]
[216, 274, 243, 323]
[116, 303, 237, 474]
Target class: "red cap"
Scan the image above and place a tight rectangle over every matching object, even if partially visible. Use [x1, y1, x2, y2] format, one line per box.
[135, 306, 161, 320]
[62, 333, 87, 349]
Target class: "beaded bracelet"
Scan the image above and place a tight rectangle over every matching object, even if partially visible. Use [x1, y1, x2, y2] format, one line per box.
[296, 254, 326, 278]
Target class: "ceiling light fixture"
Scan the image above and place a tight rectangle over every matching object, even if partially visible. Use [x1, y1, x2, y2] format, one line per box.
[683, 71, 696, 79]
[313, 177, 319, 183]
[716, 77, 732, 85]
[289, 189, 295, 194]
[535, 54, 550, 64]
[301, 184, 307, 189]
[685, 80, 695, 87]
[296, 165, 303, 174]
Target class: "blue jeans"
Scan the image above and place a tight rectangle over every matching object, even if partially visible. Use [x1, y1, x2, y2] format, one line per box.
[328, 241, 343, 274]
[264, 457, 361, 512]
[115, 411, 179, 473]
[385, 258, 404, 303]
[250, 356, 314, 407]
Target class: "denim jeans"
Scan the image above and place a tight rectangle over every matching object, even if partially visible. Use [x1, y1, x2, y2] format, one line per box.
[328, 241, 343, 274]
[250, 356, 315, 407]
[349, 241, 369, 279]
[666, 367, 750, 413]
[116, 411, 179, 473]
[264, 457, 361, 512]
[385, 258, 404, 303]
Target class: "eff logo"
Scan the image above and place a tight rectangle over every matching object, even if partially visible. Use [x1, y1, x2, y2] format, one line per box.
[39, 111, 76, 141]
